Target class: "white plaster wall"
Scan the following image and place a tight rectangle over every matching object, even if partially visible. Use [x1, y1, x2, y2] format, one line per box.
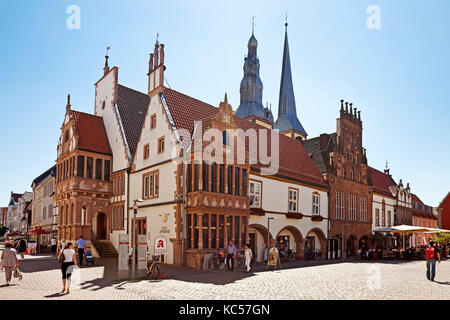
[133, 94, 181, 172]
[94, 69, 129, 172]
[372, 193, 395, 230]
[248, 174, 328, 241]
[133, 204, 176, 264]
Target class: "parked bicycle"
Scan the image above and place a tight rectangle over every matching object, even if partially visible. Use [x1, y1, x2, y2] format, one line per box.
[313, 249, 322, 260]
[147, 254, 161, 279]
[206, 249, 226, 271]
[206, 249, 246, 271]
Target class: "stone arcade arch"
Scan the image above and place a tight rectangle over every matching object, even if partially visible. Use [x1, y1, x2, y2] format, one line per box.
[276, 225, 304, 259]
[305, 227, 327, 259]
[248, 223, 274, 262]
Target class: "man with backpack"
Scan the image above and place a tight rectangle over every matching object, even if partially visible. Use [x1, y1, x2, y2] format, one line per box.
[425, 240, 441, 281]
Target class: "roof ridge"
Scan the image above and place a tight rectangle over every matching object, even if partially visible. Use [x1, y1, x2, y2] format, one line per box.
[164, 87, 218, 111]
[118, 84, 148, 96]
[70, 109, 102, 119]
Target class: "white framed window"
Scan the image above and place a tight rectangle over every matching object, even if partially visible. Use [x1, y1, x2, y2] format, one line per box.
[360, 197, 367, 221]
[348, 194, 356, 220]
[288, 188, 298, 212]
[249, 180, 261, 208]
[81, 207, 87, 226]
[382, 210, 386, 227]
[312, 193, 320, 215]
[335, 191, 345, 219]
[387, 210, 391, 227]
[375, 209, 380, 226]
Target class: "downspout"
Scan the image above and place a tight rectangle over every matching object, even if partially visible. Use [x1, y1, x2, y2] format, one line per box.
[126, 167, 131, 235]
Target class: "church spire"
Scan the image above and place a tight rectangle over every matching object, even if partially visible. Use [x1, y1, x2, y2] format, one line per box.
[274, 19, 307, 139]
[235, 18, 274, 122]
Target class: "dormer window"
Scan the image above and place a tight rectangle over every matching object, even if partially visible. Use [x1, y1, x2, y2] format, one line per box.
[143, 144, 150, 160]
[150, 114, 156, 129]
[64, 130, 69, 142]
[102, 101, 106, 110]
[158, 136, 165, 154]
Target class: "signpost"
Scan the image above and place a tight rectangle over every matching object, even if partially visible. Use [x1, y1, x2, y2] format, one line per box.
[118, 234, 129, 280]
[137, 234, 147, 277]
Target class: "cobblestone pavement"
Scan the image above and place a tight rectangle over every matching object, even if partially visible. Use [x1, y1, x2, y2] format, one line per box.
[1, 253, 450, 300]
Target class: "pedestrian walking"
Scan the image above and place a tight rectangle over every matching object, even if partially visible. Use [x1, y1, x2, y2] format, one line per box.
[76, 235, 86, 266]
[226, 240, 236, 271]
[58, 242, 78, 294]
[244, 244, 252, 273]
[425, 240, 441, 281]
[58, 239, 66, 255]
[15, 237, 27, 259]
[51, 238, 57, 254]
[1, 241, 19, 286]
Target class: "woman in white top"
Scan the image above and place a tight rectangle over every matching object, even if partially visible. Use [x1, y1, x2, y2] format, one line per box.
[58, 242, 78, 294]
[244, 244, 253, 273]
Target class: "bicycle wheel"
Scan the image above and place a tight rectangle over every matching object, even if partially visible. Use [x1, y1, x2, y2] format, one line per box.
[151, 264, 160, 279]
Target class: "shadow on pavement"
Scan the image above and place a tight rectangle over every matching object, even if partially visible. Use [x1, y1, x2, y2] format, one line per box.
[44, 292, 67, 298]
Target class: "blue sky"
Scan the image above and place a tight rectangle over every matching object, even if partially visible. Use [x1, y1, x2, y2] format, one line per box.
[0, 0, 448, 206]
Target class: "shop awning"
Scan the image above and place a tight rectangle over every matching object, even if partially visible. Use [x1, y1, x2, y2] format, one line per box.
[26, 227, 50, 235]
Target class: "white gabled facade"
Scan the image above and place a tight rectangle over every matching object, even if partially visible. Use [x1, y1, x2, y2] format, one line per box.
[129, 92, 182, 264]
[372, 193, 396, 230]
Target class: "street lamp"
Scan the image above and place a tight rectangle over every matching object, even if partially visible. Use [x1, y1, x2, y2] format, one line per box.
[267, 217, 276, 249]
[131, 199, 144, 280]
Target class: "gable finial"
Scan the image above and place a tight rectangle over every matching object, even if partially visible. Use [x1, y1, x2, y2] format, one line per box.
[285, 11, 288, 29]
[103, 46, 110, 75]
[66, 93, 71, 112]
[156, 32, 159, 45]
[251, 16, 255, 35]
[224, 92, 228, 104]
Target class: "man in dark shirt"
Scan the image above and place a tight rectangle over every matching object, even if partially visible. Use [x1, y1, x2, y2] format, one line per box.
[426, 240, 441, 281]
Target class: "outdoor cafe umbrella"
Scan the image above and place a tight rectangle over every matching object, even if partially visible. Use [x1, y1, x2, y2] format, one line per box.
[373, 225, 432, 248]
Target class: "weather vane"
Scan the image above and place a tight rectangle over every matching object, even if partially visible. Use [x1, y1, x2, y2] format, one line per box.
[285, 11, 288, 27]
[106, 46, 110, 57]
[156, 32, 159, 43]
[251, 16, 255, 34]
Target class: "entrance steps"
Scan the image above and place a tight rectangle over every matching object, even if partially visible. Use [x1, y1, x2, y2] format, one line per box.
[90, 240, 118, 259]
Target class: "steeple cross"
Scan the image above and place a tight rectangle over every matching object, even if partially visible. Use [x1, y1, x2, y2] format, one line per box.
[251, 16, 255, 34]
[285, 11, 288, 28]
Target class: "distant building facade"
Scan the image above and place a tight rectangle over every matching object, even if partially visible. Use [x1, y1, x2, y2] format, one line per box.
[31, 165, 57, 245]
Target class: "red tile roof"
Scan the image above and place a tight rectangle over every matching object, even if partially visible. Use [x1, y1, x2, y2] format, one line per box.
[162, 88, 328, 188]
[70, 110, 111, 155]
[369, 166, 396, 197]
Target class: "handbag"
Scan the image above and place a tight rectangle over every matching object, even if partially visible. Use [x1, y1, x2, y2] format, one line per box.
[13, 267, 23, 280]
